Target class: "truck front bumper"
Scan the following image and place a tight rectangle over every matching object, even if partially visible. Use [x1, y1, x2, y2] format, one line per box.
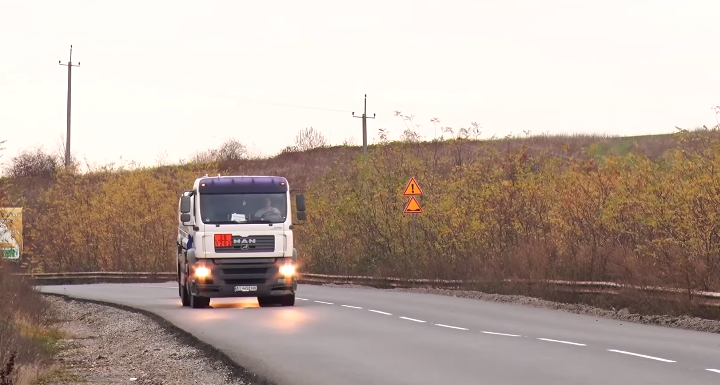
[186, 257, 297, 298]
[189, 279, 296, 298]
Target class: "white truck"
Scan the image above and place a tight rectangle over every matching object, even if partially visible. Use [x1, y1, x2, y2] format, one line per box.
[176, 174, 306, 309]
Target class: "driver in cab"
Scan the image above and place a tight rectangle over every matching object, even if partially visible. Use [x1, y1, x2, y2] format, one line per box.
[254, 198, 281, 218]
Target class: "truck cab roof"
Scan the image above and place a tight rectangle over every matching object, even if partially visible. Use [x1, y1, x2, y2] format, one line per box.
[192, 175, 290, 194]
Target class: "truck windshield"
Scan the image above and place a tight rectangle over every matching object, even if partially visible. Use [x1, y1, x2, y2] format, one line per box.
[199, 193, 287, 224]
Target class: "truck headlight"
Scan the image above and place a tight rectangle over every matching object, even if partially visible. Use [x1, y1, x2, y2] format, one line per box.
[279, 264, 295, 277]
[195, 266, 210, 278]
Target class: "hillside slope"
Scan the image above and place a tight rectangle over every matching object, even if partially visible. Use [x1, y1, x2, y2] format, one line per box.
[3, 129, 720, 318]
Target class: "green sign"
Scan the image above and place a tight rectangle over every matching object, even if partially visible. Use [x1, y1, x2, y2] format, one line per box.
[2, 248, 18, 260]
[0, 207, 22, 260]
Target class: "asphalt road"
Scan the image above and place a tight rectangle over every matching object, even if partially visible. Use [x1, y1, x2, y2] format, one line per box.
[38, 283, 720, 385]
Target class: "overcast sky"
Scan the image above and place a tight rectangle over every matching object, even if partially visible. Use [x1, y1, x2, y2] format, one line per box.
[1, 0, 719, 167]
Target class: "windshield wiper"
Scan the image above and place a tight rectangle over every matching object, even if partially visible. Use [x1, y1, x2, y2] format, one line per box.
[205, 220, 241, 225]
[205, 219, 274, 225]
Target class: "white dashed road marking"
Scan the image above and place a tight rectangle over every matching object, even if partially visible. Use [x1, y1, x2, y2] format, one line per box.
[434, 324, 468, 331]
[537, 338, 586, 346]
[481, 331, 521, 337]
[283, 298, 719, 373]
[607, 349, 676, 363]
[134, 285, 176, 289]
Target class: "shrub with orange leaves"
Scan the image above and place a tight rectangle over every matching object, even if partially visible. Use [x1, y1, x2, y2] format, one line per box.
[5, 127, 720, 317]
[298, 128, 720, 298]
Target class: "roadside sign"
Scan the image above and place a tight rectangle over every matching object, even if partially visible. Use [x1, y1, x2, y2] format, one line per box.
[403, 177, 423, 196]
[402, 179, 422, 256]
[0, 207, 22, 260]
[403, 196, 423, 214]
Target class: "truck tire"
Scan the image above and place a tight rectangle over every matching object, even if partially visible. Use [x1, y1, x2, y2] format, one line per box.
[257, 296, 277, 307]
[180, 281, 190, 307]
[280, 294, 295, 306]
[179, 269, 190, 307]
[187, 283, 210, 308]
[190, 293, 210, 308]
[191, 296, 209, 308]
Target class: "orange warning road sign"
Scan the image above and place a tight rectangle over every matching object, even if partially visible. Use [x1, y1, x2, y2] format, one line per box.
[403, 196, 423, 214]
[403, 177, 423, 196]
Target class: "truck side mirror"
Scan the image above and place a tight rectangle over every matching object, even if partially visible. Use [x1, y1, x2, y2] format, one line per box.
[295, 194, 306, 212]
[180, 213, 191, 223]
[296, 211, 307, 221]
[180, 195, 192, 213]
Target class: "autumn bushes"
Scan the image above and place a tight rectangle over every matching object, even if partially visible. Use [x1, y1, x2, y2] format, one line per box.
[8, 144, 359, 273]
[298, 130, 720, 298]
[6, 129, 720, 314]
[17, 164, 207, 273]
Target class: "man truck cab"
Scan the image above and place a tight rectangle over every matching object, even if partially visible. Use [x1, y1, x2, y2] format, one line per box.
[177, 175, 306, 309]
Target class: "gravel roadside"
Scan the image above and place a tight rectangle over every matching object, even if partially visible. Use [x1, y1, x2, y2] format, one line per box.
[320, 283, 720, 334]
[41, 295, 269, 385]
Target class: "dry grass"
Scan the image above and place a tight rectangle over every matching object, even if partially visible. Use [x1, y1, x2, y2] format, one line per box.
[0, 261, 64, 385]
[5, 364, 83, 385]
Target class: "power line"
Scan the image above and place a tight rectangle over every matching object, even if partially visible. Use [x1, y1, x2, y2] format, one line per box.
[236, 98, 352, 113]
[89, 49, 357, 112]
[352, 94, 375, 153]
[59, 45, 80, 167]
[95, 66, 354, 113]
[49, 47, 358, 115]
[0, 62, 53, 81]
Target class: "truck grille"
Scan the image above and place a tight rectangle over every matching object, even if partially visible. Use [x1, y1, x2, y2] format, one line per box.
[210, 258, 281, 285]
[215, 235, 275, 253]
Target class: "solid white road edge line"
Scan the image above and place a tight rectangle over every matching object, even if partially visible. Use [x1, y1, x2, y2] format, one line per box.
[341, 305, 363, 309]
[314, 301, 334, 305]
[435, 324, 468, 330]
[399, 316, 426, 323]
[481, 331, 521, 337]
[607, 349, 676, 363]
[369, 310, 392, 315]
[706, 369, 720, 374]
[537, 338, 586, 346]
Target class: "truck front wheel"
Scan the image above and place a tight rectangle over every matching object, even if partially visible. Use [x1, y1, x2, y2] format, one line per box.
[180, 281, 190, 307]
[186, 282, 210, 308]
[257, 294, 294, 307]
[189, 293, 210, 308]
[280, 294, 295, 306]
[257, 296, 276, 307]
[179, 269, 190, 307]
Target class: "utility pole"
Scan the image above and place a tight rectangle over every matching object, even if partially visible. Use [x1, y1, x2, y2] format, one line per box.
[59, 45, 80, 167]
[352, 94, 375, 153]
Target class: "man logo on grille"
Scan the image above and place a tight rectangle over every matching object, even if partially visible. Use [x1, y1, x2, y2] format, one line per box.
[234, 238, 256, 244]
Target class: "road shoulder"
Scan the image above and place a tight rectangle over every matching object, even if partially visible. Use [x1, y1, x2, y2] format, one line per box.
[39, 294, 273, 385]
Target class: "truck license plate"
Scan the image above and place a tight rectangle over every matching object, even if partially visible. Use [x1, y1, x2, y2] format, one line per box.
[234, 285, 257, 292]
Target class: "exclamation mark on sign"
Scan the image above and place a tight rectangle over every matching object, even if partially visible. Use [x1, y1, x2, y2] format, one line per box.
[411, 184, 415, 194]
